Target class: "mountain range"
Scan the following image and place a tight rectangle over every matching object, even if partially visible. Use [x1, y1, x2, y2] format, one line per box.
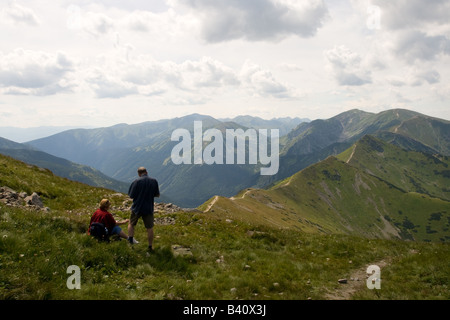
[0, 126, 92, 143]
[18, 108, 448, 208]
[0, 108, 449, 242]
[22, 114, 305, 207]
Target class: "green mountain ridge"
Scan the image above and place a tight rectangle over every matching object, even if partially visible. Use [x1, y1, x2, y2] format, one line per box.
[0, 137, 129, 193]
[204, 135, 450, 242]
[337, 135, 450, 201]
[25, 109, 450, 208]
[258, 109, 450, 188]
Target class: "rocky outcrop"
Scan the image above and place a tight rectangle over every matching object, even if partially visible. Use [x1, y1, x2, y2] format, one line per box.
[0, 186, 49, 211]
[108, 197, 198, 225]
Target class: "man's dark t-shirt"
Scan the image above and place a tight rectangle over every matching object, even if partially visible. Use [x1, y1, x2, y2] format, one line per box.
[128, 174, 160, 215]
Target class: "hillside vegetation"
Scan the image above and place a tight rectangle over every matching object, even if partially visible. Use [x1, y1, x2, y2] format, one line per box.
[0, 137, 129, 193]
[0, 153, 449, 300]
[205, 136, 450, 242]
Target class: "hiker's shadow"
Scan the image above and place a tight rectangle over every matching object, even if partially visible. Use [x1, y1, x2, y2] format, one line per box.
[145, 246, 194, 274]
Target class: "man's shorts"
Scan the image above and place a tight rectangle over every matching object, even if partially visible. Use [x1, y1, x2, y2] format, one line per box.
[129, 211, 154, 229]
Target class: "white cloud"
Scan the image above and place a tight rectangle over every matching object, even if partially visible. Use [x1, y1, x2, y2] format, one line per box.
[357, 1, 450, 67]
[371, 0, 450, 30]
[240, 60, 301, 99]
[1, 1, 450, 126]
[170, 0, 329, 43]
[180, 57, 240, 88]
[120, 8, 191, 38]
[82, 12, 116, 37]
[324, 45, 372, 86]
[0, 49, 75, 96]
[1, 2, 40, 26]
[390, 30, 450, 63]
[78, 54, 239, 99]
[121, 55, 240, 91]
[85, 69, 138, 99]
[277, 63, 302, 72]
[76, 52, 299, 102]
[387, 68, 441, 87]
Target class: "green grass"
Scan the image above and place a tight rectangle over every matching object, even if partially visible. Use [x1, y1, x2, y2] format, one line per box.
[1, 204, 449, 300]
[0, 153, 449, 300]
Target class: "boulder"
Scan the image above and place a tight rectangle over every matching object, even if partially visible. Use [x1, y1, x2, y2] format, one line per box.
[24, 192, 44, 208]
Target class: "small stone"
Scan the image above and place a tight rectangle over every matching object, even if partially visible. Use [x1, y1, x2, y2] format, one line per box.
[338, 278, 348, 284]
[171, 245, 193, 257]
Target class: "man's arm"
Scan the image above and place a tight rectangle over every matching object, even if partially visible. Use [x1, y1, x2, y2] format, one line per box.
[115, 219, 129, 225]
[128, 181, 136, 199]
[155, 180, 160, 198]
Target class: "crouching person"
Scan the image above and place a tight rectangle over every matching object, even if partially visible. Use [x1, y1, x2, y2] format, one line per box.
[89, 199, 137, 243]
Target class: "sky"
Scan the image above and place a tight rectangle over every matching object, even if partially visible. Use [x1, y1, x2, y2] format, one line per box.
[0, 0, 449, 128]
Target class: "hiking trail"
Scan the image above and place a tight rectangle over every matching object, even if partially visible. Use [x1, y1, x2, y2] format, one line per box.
[324, 258, 390, 300]
[204, 196, 219, 212]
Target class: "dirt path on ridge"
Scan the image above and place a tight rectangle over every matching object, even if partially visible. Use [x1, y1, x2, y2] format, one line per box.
[204, 196, 219, 212]
[324, 258, 390, 300]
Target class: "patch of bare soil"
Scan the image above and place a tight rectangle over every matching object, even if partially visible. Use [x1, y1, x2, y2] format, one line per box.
[324, 258, 390, 300]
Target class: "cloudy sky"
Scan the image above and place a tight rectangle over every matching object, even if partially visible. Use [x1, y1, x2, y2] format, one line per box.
[0, 0, 449, 128]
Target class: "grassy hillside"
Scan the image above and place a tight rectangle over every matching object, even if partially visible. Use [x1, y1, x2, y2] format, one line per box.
[1, 153, 449, 300]
[0, 153, 118, 212]
[395, 116, 450, 155]
[205, 135, 450, 242]
[337, 135, 450, 201]
[204, 157, 450, 242]
[0, 137, 129, 193]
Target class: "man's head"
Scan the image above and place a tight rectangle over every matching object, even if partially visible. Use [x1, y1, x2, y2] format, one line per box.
[99, 199, 110, 211]
[138, 167, 147, 176]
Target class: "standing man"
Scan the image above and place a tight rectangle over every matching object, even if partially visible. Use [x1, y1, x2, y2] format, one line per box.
[127, 167, 160, 252]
